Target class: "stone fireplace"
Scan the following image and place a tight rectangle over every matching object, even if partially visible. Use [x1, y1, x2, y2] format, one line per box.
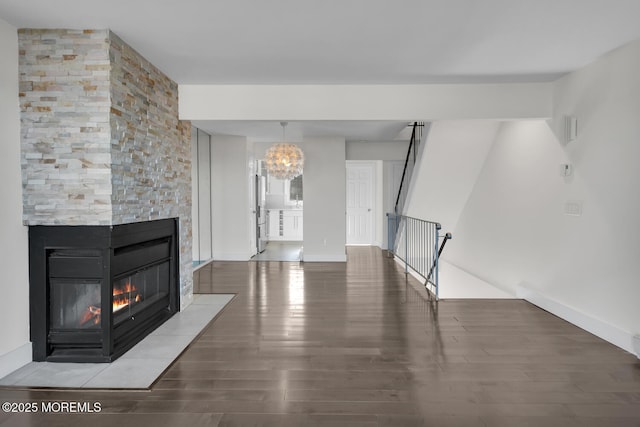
[19, 29, 193, 362]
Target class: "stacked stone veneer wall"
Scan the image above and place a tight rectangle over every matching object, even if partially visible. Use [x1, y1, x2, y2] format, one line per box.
[19, 29, 193, 306]
[19, 29, 112, 224]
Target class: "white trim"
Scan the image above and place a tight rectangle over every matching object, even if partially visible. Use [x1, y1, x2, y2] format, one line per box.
[212, 252, 252, 261]
[0, 343, 32, 379]
[304, 254, 347, 262]
[516, 283, 638, 357]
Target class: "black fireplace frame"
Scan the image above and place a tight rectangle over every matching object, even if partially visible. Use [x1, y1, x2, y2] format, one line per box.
[29, 218, 180, 362]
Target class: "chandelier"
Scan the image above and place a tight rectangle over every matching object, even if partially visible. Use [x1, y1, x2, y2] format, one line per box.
[264, 122, 304, 180]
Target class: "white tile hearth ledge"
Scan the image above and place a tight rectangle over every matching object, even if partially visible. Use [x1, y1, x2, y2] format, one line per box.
[0, 294, 234, 389]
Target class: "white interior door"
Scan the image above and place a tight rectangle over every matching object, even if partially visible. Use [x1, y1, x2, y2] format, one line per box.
[346, 162, 374, 245]
[248, 164, 257, 257]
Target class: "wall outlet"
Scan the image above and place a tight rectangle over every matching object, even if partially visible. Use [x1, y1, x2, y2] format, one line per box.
[564, 200, 583, 217]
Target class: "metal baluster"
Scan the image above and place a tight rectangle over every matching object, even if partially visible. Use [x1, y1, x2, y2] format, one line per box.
[435, 224, 440, 300]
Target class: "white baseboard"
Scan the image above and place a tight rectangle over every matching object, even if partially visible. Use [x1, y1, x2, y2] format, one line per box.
[0, 342, 32, 379]
[516, 283, 638, 358]
[212, 252, 251, 261]
[303, 254, 347, 262]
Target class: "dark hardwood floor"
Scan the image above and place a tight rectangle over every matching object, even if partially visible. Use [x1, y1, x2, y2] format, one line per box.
[2, 247, 640, 426]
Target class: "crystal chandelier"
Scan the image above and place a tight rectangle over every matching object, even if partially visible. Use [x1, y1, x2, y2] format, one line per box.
[264, 122, 304, 180]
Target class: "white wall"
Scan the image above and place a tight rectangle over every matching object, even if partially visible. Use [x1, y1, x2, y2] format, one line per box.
[547, 38, 640, 353]
[346, 140, 409, 161]
[211, 134, 252, 260]
[406, 120, 499, 232]
[0, 18, 31, 376]
[301, 137, 347, 261]
[445, 121, 568, 293]
[443, 39, 640, 354]
[180, 83, 552, 121]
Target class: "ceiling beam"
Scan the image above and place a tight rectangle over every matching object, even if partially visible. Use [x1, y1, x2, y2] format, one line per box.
[179, 83, 552, 121]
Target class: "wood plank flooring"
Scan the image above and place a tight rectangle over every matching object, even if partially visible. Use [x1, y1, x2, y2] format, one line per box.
[2, 247, 640, 426]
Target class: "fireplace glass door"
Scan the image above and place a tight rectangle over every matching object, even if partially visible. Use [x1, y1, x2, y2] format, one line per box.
[50, 279, 102, 330]
[112, 261, 170, 325]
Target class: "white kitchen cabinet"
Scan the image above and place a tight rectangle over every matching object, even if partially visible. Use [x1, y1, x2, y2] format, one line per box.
[267, 209, 282, 240]
[267, 209, 302, 241]
[282, 210, 303, 241]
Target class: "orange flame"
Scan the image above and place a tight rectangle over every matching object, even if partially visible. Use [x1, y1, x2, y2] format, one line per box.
[79, 281, 142, 326]
[112, 282, 140, 312]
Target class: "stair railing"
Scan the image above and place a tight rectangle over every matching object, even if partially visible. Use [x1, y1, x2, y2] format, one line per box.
[387, 214, 452, 300]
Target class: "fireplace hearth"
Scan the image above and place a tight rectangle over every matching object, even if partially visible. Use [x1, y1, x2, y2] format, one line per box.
[29, 218, 179, 362]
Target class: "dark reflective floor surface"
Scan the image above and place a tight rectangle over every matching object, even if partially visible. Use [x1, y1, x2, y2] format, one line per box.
[2, 247, 639, 426]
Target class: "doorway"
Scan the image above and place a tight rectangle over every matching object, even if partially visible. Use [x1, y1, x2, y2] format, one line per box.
[251, 160, 303, 261]
[346, 161, 375, 245]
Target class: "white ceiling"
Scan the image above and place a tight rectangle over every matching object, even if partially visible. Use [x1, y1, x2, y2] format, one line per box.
[2, 0, 640, 140]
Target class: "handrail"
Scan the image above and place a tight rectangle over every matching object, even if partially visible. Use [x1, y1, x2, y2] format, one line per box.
[426, 232, 452, 283]
[394, 124, 416, 212]
[387, 213, 452, 300]
[394, 122, 424, 215]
